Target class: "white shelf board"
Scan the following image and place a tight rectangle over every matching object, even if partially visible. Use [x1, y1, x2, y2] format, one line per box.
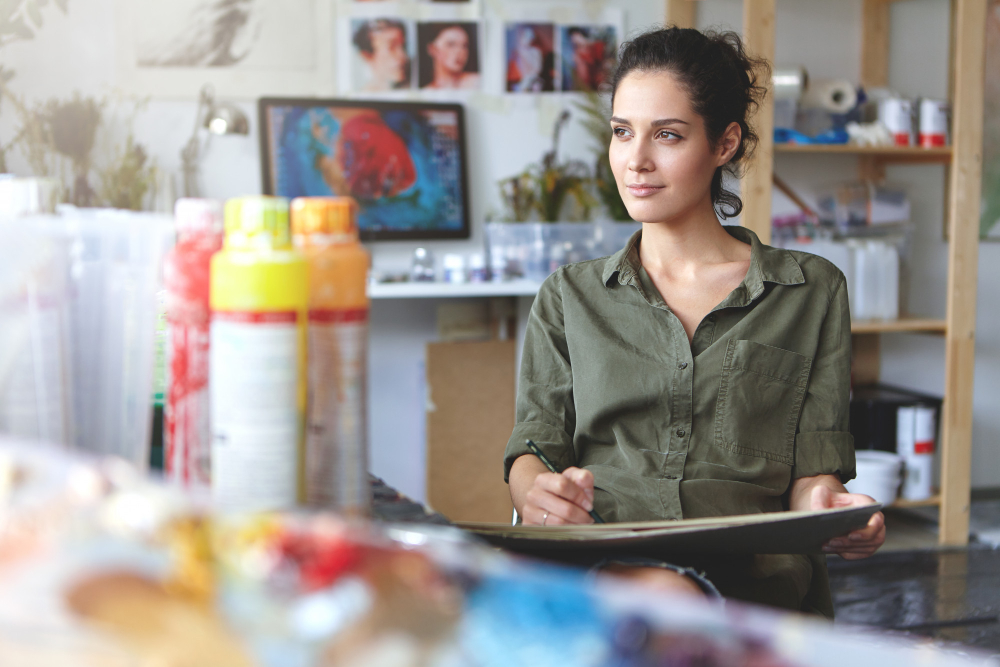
[368, 279, 543, 299]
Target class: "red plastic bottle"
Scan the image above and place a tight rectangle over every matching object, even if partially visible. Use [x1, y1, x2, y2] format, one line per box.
[164, 198, 224, 487]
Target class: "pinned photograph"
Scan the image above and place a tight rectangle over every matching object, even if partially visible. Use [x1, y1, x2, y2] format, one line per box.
[559, 25, 617, 92]
[505, 23, 555, 93]
[417, 22, 481, 90]
[350, 18, 414, 91]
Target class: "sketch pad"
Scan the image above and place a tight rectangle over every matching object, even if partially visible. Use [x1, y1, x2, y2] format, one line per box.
[459, 504, 882, 559]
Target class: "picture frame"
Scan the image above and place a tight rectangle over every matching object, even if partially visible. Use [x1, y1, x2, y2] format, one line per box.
[259, 97, 471, 242]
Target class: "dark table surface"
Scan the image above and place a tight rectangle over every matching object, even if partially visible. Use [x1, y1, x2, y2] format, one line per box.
[830, 547, 1000, 654]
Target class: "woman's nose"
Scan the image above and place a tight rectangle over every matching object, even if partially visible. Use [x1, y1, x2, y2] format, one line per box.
[627, 141, 654, 172]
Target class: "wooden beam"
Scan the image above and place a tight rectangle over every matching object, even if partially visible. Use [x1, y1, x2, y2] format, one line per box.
[939, 0, 987, 547]
[666, 0, 698, 29]
[740, 0, 776, 244]
[861, 0, 891, 89]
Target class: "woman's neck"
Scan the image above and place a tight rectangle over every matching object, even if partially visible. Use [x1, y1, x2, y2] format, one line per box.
[637, 200, 747, 277]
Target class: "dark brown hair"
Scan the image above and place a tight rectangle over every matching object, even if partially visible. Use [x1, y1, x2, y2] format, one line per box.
[611, 27, 769, 219]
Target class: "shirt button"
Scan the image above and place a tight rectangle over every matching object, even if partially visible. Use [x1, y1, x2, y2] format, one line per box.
[678, 362, 688, 370]
[708, 315, 716, 323]
[677, 429, 686, 437]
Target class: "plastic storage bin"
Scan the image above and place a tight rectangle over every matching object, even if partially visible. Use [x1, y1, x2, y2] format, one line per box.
[486, 221, 640, 282]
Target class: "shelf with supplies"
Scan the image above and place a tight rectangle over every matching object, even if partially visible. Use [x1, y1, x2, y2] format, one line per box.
[774, 144, 953, 163]
[850, 318, 948, 335]
[672, 0, 987, 547]
[368, 279, 542, 300]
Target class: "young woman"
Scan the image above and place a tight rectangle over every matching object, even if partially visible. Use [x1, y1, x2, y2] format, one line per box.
[504, 27, 885, 616]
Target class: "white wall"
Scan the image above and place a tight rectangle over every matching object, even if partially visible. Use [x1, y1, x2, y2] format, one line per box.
[5, 0, 997, 495]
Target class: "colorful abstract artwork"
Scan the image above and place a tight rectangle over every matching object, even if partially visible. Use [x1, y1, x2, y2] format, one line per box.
[261, 100, 468, 240]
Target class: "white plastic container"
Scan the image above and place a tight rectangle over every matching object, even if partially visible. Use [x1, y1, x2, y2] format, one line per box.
[0, 179, 74, 446]
[58, 207, 175, 468]
[896, 405, 936, 501]
[845, 450, 903, 505]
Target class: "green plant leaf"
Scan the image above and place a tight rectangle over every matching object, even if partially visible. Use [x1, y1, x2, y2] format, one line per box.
[27, 0, 43, 28]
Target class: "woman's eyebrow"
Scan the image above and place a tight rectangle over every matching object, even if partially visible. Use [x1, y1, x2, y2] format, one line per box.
[609, 116, 689, 127]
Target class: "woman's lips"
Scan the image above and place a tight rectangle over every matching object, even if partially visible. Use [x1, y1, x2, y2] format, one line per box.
[626, 184, 664, 197]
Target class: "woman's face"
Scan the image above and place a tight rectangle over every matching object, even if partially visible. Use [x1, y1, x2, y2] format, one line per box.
[429, 27, 469, 74]
[609, 70, 737, 224]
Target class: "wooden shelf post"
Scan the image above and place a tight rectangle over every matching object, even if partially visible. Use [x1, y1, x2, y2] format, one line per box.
[741, 0, 776, 244]
[939, 0, 987, 547]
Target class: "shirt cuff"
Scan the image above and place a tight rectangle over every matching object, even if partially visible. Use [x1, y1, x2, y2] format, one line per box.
[503, 421, 576, 483]
[792, 431, 856, 483]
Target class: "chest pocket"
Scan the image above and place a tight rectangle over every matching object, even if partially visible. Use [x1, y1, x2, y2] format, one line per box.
[714, 339, 812, 465]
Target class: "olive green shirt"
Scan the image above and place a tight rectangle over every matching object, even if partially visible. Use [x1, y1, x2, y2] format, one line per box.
[503, 226, 856, 615]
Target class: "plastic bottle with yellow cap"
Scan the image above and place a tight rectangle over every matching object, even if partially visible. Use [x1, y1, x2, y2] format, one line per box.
[290, 196, 370, 514]
[209, 196, 308, 511]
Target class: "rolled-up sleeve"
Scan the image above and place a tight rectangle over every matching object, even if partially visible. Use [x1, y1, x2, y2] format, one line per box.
[503, 271, 577, 482]
[792, 276, 856, 482]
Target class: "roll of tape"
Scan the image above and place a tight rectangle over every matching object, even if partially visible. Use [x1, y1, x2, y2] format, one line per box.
[772, 67, 808, 101]
[800, 78, 858, 114]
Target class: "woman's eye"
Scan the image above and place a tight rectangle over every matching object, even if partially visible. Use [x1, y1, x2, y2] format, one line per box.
[657, 130, 680, 140]
[612, 127, 630, 137]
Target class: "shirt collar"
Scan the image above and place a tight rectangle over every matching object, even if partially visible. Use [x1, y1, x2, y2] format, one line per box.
[602, 225, 805, 303]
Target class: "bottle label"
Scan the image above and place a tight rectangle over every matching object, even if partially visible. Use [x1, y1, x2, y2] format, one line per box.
[305, 308, 369, 510]
[210, 311, 301, 511]
[166, 321, 211, 487]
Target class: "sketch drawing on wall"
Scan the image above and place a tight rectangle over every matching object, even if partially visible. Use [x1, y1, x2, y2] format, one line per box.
[132, 0, 315, 70]
[116, 0, 330, 97]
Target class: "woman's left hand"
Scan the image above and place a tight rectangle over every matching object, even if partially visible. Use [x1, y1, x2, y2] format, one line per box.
[809, 484, 886, 560]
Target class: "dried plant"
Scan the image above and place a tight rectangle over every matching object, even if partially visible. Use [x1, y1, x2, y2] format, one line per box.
[498, 109, 596, 223]
[95, 134, 158, 211]
[0, 0, 70, 171]
[45, 93, 104, 205]
[574, 91, 631, 221]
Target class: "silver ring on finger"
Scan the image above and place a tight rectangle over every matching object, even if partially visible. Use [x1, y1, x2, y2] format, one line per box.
[542, 511, 549, 526]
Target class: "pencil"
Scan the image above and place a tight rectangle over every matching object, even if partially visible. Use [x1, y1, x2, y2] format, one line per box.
[525, 439, 605, 524]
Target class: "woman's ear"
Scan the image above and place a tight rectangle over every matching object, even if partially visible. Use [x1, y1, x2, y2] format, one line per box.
[716, 122, 742, 166]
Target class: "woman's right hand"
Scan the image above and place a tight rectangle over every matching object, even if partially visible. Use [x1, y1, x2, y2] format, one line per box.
[521, 467, 596, 526]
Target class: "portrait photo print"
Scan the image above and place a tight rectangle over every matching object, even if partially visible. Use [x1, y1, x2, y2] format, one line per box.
[559, 25, 617, 92]
[505, 23, 555, 93]
[350, 17, 415, 91]
[417, 22, 481, 90]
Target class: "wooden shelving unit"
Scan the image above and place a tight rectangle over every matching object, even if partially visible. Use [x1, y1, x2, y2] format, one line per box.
[667, 0, 987, 546]
[774, 144, 953, 163]
[850, 318, 948, 335]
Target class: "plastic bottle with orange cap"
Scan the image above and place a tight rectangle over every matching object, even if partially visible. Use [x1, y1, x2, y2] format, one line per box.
[290, 196, 371, 515]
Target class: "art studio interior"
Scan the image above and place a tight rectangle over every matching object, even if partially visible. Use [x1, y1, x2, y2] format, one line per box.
[2, 0, 1000, 664]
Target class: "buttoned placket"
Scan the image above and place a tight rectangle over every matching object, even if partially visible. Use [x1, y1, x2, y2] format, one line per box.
[624, 268, 700, 519]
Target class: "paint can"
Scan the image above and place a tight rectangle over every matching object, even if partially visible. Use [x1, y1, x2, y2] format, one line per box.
[918, 98, 949, 148]
[877, 98, 914, 146]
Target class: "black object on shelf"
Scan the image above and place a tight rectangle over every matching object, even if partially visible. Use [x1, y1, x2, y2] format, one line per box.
[850, 384, 942, 453]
